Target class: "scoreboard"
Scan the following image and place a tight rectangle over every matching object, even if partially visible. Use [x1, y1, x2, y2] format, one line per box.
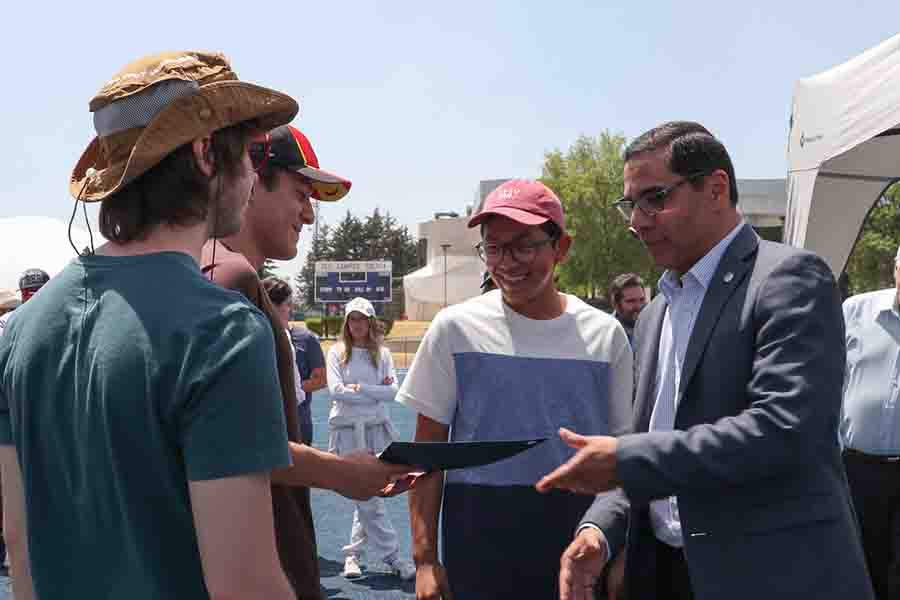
[314, 260, 393, 304]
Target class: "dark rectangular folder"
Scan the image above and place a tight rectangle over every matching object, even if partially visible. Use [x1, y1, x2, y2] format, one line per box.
[378, 438, 547, 472]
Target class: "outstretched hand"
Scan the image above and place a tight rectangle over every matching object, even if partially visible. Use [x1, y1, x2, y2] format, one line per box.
[337, 450, 416, 501]
[380, 471, 426, 497]
[535, 428, 619, 495]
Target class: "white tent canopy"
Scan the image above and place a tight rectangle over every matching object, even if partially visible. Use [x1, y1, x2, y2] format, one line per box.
[0, 216, 103, 293]
[785, 33, 900, 276]
[403, 255, 482, 321]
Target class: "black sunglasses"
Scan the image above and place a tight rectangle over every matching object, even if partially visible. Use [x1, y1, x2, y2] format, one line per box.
[248, 134, 273, 172]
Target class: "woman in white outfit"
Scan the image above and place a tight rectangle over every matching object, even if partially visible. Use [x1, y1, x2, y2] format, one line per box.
[327, 297, 415, 581]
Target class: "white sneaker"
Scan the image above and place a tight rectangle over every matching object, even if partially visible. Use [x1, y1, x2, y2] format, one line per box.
[343, 556, 363, 579]
[385, 556, 416, 581]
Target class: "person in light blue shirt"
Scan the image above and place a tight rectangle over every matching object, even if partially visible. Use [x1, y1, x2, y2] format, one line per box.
[841, 244, 900, 600]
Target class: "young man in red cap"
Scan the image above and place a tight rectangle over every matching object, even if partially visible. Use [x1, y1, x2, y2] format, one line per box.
[202, 124, 414, 598]
[399, 179, 634, 599]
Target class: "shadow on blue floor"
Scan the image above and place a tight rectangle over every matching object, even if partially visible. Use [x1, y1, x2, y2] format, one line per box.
[319, 556, 415, 599]
[319, 554, 415, 598]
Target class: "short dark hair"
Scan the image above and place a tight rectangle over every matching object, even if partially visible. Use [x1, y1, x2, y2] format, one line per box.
[262, 276, 292, 306]
[609, 272, 645, 306]
[256, 162, 282, 193]
[624, 121, 739, 206]
[98, 122, 256, 243]
[539, 220, 563, 241]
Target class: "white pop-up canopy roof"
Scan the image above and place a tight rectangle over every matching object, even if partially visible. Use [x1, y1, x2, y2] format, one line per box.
[785, 33, 900, 276]
[403, 254, 482, 318]
[0, 216, 103, 292]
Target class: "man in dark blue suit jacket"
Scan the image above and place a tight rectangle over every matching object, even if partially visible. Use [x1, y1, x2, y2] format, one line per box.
[537, 121, 874, 600]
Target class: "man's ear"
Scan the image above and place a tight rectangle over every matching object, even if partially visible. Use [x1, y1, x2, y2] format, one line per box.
[192, 136, 215, 177]
[708, 169, 730, 210]
[555, 233, 573, 265]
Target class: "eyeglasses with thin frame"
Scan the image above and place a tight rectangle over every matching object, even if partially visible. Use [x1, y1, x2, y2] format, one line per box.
[612, 171, 710, 221]
[475, 237, 557, 265]
[248, 133, 273, 172]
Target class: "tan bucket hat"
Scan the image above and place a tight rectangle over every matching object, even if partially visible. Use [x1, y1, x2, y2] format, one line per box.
[70, 51, 299, 202]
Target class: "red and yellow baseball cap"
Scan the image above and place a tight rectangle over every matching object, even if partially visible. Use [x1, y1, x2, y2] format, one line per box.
[267, 125, 351, 201]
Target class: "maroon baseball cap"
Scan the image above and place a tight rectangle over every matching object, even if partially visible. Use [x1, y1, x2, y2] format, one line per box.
[467, 179, 565, 230]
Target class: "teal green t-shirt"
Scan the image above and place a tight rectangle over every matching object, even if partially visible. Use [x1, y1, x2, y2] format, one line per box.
[0, 252, 291, 599]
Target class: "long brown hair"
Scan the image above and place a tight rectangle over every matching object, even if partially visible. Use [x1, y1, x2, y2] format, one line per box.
[98, 121, 256, 243]
[340, 314, 382, 368]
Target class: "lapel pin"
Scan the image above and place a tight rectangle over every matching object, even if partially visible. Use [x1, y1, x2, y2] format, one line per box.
[723, 272, 734, 283]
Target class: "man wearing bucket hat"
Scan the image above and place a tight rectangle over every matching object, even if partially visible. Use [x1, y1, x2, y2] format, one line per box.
[201, 123, 412, 598]
[400, 179, 633, 599]
[0, 51, 300, 600]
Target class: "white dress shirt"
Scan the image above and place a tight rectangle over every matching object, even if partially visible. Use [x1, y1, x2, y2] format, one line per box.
[841, 287, 900, 455]
[648, 222, 744, 548]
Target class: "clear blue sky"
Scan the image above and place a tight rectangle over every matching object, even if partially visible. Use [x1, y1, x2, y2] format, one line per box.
[4, 1, 899, 277]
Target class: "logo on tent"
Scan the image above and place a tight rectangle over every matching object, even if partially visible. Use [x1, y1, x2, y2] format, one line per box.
[799, 132, 823, 148]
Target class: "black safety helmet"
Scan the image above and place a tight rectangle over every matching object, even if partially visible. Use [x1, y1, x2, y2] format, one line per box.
[19, 268, 50, 291]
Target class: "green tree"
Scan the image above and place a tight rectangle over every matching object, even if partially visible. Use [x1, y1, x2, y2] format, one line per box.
[845, 184, 900, 295]
[296, 221, 332, 307]
[329, 211, 367, 262]
[541, 132, 661, 302]
[381, 213, 420, 319]
[360, 208, 388, 260]
[382, 213, 419, 277]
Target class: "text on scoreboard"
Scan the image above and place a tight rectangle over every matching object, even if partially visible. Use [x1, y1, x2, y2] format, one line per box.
[314, 261, 393, 303]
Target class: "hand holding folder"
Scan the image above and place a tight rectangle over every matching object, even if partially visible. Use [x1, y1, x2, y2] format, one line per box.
[377, 438, 547, 496]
